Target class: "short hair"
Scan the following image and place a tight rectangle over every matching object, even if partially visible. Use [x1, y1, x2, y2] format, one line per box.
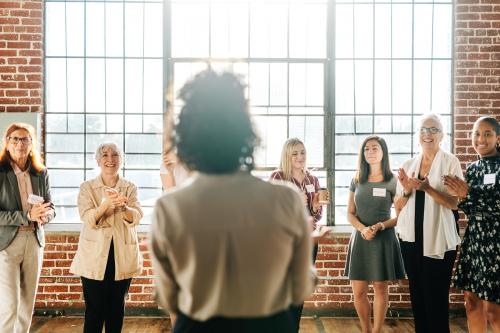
[278, 138, 306, 182]
[172, 70, 258, 174]
[95, 142, 123, 160]
[418, 113, 445, 136]
[0, 122, 45, 173]
[354, 135, 393, 184]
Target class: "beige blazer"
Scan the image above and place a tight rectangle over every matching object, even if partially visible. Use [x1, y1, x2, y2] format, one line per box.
[70, 176, 143, 280]
[151, 171, 316, 321]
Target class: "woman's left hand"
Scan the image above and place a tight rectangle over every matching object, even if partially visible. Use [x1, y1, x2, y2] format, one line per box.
[408, 175, 431, 192]
[312, 192, 321, 211]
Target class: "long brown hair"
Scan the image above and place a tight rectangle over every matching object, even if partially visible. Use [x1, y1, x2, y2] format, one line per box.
[354, 135, 393, 184]
[0, 122, 45, 172]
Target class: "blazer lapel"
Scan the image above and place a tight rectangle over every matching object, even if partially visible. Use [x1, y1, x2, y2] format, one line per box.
[30, 172, 41, 197]
[7, 169, 23, 210]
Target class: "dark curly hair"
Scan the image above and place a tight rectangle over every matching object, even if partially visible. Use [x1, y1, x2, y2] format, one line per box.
[171, 70, 258, 174]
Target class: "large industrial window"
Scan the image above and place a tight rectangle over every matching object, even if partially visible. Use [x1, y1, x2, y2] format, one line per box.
[44, 0, 452, 225]
[44, 0, 164, 223]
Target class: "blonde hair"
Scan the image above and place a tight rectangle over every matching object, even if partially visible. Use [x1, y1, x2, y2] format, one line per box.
[278, 138, 306, 182]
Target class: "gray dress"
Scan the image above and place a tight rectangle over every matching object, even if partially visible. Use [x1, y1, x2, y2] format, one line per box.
[344, 177, 405, 281]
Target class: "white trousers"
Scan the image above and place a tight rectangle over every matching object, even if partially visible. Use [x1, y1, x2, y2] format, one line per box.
[0, 230, 43, 333]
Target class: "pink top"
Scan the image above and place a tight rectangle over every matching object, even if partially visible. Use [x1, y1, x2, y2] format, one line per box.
[270, 170, 323, 223]
[10, 161, 33, 225]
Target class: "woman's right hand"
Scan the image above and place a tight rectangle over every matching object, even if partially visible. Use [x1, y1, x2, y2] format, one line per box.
[360, 226, 376, 240]
[398, 168, 415, 195]
[29, 202, 53, 224]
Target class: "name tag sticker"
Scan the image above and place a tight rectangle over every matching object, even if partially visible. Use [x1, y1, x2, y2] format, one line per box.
[305, 184, 315, 193]
[373, 188, 387, 197]
[27, 194, 44, 205]
[484, 173, 496, 185]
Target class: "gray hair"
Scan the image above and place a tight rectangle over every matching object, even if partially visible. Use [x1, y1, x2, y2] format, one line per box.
[418, 113, 446, 136]
[95, 142, 123, 160]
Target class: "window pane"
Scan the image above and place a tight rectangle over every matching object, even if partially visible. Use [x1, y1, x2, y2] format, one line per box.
[144, 3, 163, 57]
[354, 5, 373, 58]
[336, 5, 353, 59]
[67, 59, 85, 114]
[106, 3, 124, 57]
[433, 5, 452, 58]
[413, 60, 431, 114]
[66, 3, 84, 56]
[253, 116, 287, 168]
[290, 3, 327, 58]
[289, 116, 324, 167]
[374, 60, 390, 114]
[86, 3, 105, 57]
[392, 60, 412, 114]
[45, 3, 66, 56]
[125, 3, 144, 57]
[290, 64, 324, 106]
[172, 3, 209, 57]
[86, 59, 105, 114]
[250, 3, 287, 58]
[414, 4, 432, 59]
[432, 60, 452, 114]
[354, 60, 373, 114]
[211, 4, 248, 58]
[46, 59, 67, 113]
[392, 5, 412, 59]
[374, 5, 390, 59]
[335, 60, 354, 114]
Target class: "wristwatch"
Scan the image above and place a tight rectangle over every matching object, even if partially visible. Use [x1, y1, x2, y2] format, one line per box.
[402, 191, 411, 198]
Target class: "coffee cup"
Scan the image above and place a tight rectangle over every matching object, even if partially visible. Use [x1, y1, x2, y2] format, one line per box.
[318, 188, 329, 205]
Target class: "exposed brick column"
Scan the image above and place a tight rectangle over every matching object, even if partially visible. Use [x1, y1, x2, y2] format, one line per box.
[454, 0, 500, 171]
[0, 0, 43, 114]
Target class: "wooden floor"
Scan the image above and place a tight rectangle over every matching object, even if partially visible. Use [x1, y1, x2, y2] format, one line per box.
[30, 316, 482, 333]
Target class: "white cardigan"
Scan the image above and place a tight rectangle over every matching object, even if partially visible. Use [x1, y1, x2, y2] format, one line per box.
[396, 149, 463, 259]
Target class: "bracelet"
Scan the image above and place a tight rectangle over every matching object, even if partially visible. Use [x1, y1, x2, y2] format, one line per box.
[378, 222, 385, 230]
[402, 191, 411, 198]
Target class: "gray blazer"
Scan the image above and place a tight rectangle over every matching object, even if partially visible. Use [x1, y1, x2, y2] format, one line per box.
[0, 162, 55, 251]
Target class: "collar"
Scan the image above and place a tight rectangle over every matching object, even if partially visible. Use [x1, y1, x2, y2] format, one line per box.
[10, 160, 30, 176]
[90, 174, 128, 190]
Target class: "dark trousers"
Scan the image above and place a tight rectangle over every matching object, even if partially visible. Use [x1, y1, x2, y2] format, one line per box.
[81, 240, 132, 333]
[289, 243, 319, 332]
[173, 310, 295, 333]
[400, 241, 456, 333]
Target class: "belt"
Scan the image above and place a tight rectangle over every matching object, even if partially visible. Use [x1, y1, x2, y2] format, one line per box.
[18, 225, 35, 232]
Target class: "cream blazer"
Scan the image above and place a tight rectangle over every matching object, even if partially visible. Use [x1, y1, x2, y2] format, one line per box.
[70, 176, 143, 280]
[151, 171, 316, 321]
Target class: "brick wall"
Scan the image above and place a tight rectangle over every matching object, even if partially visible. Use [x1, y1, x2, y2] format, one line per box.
[0, 1, 43, 114]
[1, 0, 498, 315]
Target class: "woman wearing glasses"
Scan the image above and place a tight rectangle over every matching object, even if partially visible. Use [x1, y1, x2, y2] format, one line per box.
[395, 114, 463, 333]
[0, 123, 55, 332]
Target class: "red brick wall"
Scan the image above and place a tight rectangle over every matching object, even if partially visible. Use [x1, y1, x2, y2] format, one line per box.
[2, 0, 498, 314]
[0, 1, 43, 113]
[454, 0, 500, 169]
[37, 234, 156, 310]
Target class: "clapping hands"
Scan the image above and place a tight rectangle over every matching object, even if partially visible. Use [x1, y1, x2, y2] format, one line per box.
[103, 187, 128, 213]
[443, 175, 468, 198]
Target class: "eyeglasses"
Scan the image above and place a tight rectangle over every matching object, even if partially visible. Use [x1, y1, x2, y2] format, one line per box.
[419, 127, 441, 134]
[7, 136, 32, 145]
